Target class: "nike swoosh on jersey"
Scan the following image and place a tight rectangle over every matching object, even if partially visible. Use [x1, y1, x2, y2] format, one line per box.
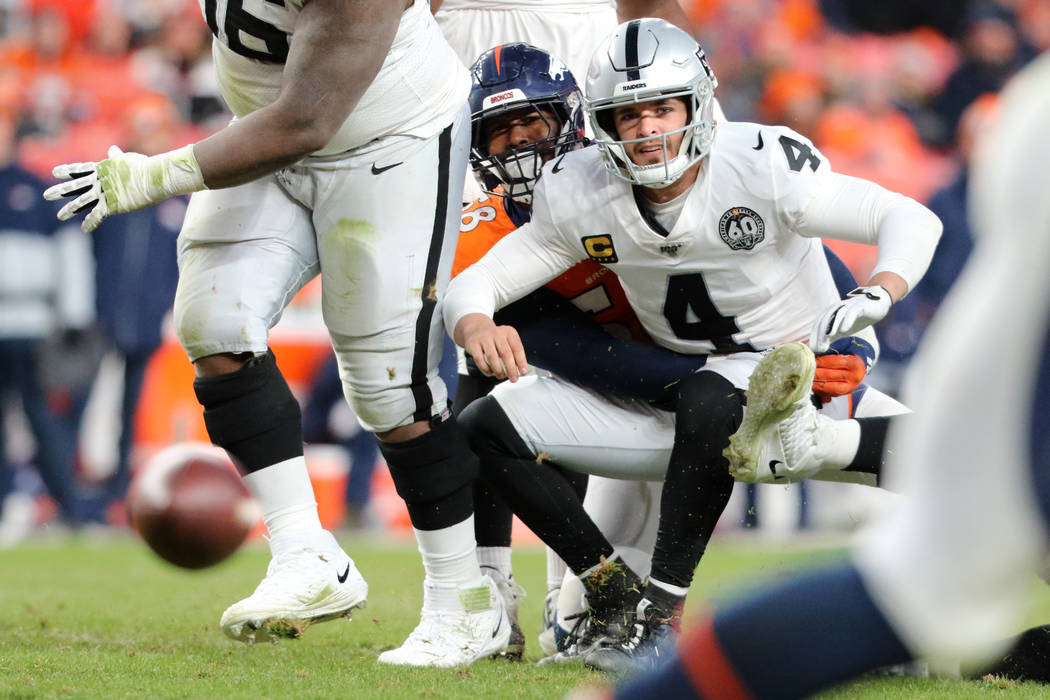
[551, 155, 567, 174]
[753, 132, 764, 150]
[371, 161, 403, 175]
[337, 563, 350, 583]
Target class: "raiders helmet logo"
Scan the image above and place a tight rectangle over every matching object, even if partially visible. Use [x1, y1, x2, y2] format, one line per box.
[718, 207, 765, 251]
[582, 234, 618, 263]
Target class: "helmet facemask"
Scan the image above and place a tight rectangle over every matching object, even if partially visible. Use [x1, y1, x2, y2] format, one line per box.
[584, 18, 719, 189]
[471, 104, 578, 205]
[589, 82, 715, 189]
[468, 43, 587, 207]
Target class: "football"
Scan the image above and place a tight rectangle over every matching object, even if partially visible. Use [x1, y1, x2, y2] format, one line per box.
[128, 442, 259, 569]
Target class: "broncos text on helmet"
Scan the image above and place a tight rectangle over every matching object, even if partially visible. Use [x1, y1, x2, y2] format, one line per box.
[585, 18, 718, 189]
[468, 43, 587, 206]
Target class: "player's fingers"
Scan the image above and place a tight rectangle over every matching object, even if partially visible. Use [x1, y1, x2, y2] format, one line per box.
[51, 162, 97, 181]
[466, 340, 494, 376]
[493, 337, 520, 383]
[83, 203, 108, 233]
[815, 355, 853, 369]
[56, 191, 100, 221]
[809, 307, 839, 353]
[502, 328, 528, 378]
[480, 338, 509, 379]
[813, 368, 850, 382]
[44, 176, 95, 201]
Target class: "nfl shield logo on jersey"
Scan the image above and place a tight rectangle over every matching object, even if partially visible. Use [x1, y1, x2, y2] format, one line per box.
[718, 207, 765, 251]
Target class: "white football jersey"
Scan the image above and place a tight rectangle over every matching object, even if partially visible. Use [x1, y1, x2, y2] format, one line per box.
[523, 122, 841, 354]
[200, 0, 469, 156]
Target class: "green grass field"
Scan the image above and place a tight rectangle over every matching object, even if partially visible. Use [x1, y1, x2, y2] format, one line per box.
[4, 530, 1050, 699]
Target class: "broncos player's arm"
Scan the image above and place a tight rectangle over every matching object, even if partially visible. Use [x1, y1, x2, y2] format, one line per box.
[194, 0, 410, 187]
[445, 220, 586, 382]
[496, 286, 706, 405]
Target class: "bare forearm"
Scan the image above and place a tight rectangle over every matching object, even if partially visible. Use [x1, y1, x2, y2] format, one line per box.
[866, 271, 908, 303]
[197, 0, 404, 188]
[192, 112, 326, 188]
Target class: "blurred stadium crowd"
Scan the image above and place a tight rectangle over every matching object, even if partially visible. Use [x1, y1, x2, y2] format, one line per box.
[0, 0, 1046, 542]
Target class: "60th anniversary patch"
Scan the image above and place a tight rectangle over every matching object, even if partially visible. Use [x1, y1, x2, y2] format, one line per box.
[718, 207, 765, 251]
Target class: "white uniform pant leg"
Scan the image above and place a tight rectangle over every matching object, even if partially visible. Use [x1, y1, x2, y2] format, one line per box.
[173, 177, 318, 361]
[490, 374, 674, 481]
[491, 375, 672, 626]
[318, 108, 470, 432]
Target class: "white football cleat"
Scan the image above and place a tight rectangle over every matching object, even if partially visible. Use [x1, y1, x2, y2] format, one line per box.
[751, 398, 837, 483]
[537, 587, 560, 657]
[378, 575, 511, 667]
[724, 342, 816, 482]
[220, 530, 368, 644]
[482, 566, 526, 660]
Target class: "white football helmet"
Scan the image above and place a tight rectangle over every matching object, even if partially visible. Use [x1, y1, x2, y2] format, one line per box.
[585, 19, 718, 188]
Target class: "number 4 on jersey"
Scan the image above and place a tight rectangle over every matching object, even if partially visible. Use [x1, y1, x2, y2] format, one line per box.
[778, 135, 821, 173]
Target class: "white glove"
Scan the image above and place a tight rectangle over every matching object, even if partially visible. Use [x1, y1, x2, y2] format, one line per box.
[809, 285, 892, 353]
[43, 144, 205, 233]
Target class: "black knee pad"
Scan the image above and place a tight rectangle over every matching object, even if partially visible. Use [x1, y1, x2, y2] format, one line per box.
[458, 395, 536, 461]
[192, 350, 302, 473]
[675, 371, 745, 441]
[378, 412, 479, 505]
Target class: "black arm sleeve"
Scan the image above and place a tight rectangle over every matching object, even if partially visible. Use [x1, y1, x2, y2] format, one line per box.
[494, 286, 705, 406]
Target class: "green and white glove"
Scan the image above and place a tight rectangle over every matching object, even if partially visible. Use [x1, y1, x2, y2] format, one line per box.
[43, 144, 205, 232]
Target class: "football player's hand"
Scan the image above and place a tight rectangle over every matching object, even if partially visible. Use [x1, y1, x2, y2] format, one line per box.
[456, 314, 529, 382]
[44, 144, 204, 232]
[812, 353, 866, 402]
[809, 286, 891, 353]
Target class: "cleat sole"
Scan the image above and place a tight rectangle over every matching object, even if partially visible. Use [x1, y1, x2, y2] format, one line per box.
[724, 343, 815, 481]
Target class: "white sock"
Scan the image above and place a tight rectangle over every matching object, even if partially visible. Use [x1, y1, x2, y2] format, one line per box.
[244, 456, 324, 543]
[546, 546, 568, 593]
[556, 571, 587, 628]
[647, 578, 689, 598]
[414, 516, 483, 587]
[477, 546, 512, 580]
[822, 418, 862, 469]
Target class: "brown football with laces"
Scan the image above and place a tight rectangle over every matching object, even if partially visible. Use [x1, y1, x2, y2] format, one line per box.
[128, 443, 259, 569]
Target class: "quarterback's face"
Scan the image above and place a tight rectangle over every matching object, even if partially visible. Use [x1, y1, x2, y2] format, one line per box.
[483, 107, 560, 160]
[612, 98, 689, 166]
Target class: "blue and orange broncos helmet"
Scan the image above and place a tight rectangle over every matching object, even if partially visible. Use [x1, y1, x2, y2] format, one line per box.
[468, 43, 586, 205]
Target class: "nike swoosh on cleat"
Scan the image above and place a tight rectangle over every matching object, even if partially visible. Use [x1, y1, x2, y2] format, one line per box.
[371, 161, 403, 175]
[768, 459, 783, 475]
[337, 564, 350, 584]
[492, 606, 505, 639]
[753, 132, 764, 150]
